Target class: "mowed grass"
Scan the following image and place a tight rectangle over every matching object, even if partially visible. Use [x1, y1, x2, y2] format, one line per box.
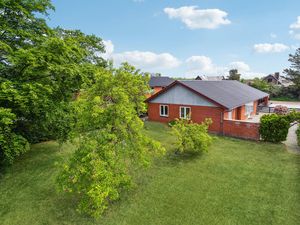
[1, 121, 300, 225]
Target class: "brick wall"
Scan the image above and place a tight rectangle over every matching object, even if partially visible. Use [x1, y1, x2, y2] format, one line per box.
[147, 103, 223, 132]
[148, 103, 261, 140]
[223, 119, 260, 140]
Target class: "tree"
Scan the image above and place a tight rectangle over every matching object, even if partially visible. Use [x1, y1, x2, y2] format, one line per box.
[171, 119, 212, 154]
[228, 69, 241, 81]
[57, 64, 164, 217]
[284, 48, 300, 98]
[0, 0, 108, 164]
[0, 107, 29, 165]
[250, 78, 270, 93]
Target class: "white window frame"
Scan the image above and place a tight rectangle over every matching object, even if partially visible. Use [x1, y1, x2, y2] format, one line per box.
[160, 105, 169, 117]
[228, 110, 232, 120]
[179, 106, 191, 119]
[245, 102, 254, 118]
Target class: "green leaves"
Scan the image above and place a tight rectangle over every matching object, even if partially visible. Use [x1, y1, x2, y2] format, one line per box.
[171, 118, 212, 154]
[259, 114, 290, 143]
[0, 1, 108, 146]
[57, 65, 164, 217]
[0, 107, 29, 165]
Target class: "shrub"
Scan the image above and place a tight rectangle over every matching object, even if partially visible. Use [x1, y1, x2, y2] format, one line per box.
[274, 105, 289, 115]
[259, 114, 290, 142]
[285, 110, 300, 123]
[0, 108, 29, 166]
[171, 118, 212, 154]
[168, 120, 177, 127]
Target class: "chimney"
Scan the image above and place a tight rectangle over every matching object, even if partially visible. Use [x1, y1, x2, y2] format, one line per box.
[274, 72, 280, 79]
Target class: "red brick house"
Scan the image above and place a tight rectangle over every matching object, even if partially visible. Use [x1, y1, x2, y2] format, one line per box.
[146, 80, 269, 140]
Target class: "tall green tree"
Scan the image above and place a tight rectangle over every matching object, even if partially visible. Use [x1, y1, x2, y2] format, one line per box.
[0, 0, 107, 165]
[284, 48, 300, 98]
[57, 64, 164, 217]
[228, 69, 241, 81]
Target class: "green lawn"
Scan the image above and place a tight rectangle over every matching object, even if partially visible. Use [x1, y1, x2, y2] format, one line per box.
[1, 122, 300, 225]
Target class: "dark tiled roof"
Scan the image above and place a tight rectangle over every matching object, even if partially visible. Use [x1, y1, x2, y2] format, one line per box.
[195, 75, 225, 81]
[149, 76, 174, 88]
[179, 80, 269, 109]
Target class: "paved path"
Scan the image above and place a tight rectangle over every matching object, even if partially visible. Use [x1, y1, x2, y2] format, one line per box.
[283, 123, 300, 154]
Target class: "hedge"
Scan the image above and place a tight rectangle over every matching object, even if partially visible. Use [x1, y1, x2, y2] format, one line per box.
[259, 114, 290, 143]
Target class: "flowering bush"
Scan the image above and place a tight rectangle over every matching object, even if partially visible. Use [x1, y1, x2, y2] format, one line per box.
[274, 105, 289, 115]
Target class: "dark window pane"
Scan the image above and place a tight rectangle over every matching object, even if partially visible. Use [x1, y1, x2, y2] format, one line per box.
[165, 106, 168, 115]
[180, 107, 184, 118]
[186, 108, 190, 118]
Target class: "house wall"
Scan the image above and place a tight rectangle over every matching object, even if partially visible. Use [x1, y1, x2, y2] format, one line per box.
[148, 103, 261, 140]
[263, 75, 278, 85]
[223, 100, 258, 120]
[223, 120, 260, 140]
[147, 103, 223, 132]
[149, 85, 217, 107]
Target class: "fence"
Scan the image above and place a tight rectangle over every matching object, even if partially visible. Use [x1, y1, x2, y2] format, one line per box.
[223, 119, 260, 141]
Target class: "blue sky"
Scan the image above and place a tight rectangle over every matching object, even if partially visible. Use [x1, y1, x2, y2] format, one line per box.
[47, 0, 300, 78]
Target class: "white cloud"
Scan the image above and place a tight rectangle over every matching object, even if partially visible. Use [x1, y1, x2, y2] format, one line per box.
[102, 40, 114, 58]
[101, 40, 265, 79]
[164, 6, 231, 29]
[184, 56, 263, 79]
[290, 16, 300, 29]
[113, 51, 181, 69]
[186, 56, 214, 72]
[253, 43, 289, 53]
[229, 61, 250, 72]
[100, 40, 180, 70]
[289, 16, 300, 40]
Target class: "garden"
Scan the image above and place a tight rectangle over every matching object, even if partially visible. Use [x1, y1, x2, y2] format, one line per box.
[0, 122, 300, 225]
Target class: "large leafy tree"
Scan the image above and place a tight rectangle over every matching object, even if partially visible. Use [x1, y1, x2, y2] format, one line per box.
[0, 0, 107, 165]
[57, 64, 164, 217]
[284, 48, 300, 98]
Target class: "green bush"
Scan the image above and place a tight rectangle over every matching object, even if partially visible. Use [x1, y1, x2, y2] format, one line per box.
[285, 110, 300, 123]
[168, 120, 177, 127]
[171, 118, 212, 154]
[259, 114, 290, 143]
[0, 108, 29, 166]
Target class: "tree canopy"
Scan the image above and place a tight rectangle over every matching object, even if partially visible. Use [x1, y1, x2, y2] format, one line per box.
[228, 69, 241, 81]
[0, 0, 107, 165]
[285, 48, 300, 98]
[57, 64, 164, 217]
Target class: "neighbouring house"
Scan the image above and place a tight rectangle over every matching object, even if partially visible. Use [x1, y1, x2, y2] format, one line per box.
[146, 80, 269, 140]
[195, 75, 225, 81]
[263, 72, 293, 87]
[146, 76, 175, 98]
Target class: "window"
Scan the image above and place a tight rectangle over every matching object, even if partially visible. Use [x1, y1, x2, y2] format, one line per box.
[160, 105, 168, 117]
[245, 102, 254, 117]
[228, 110, 232, 120]
[180, 106, 191, 119]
